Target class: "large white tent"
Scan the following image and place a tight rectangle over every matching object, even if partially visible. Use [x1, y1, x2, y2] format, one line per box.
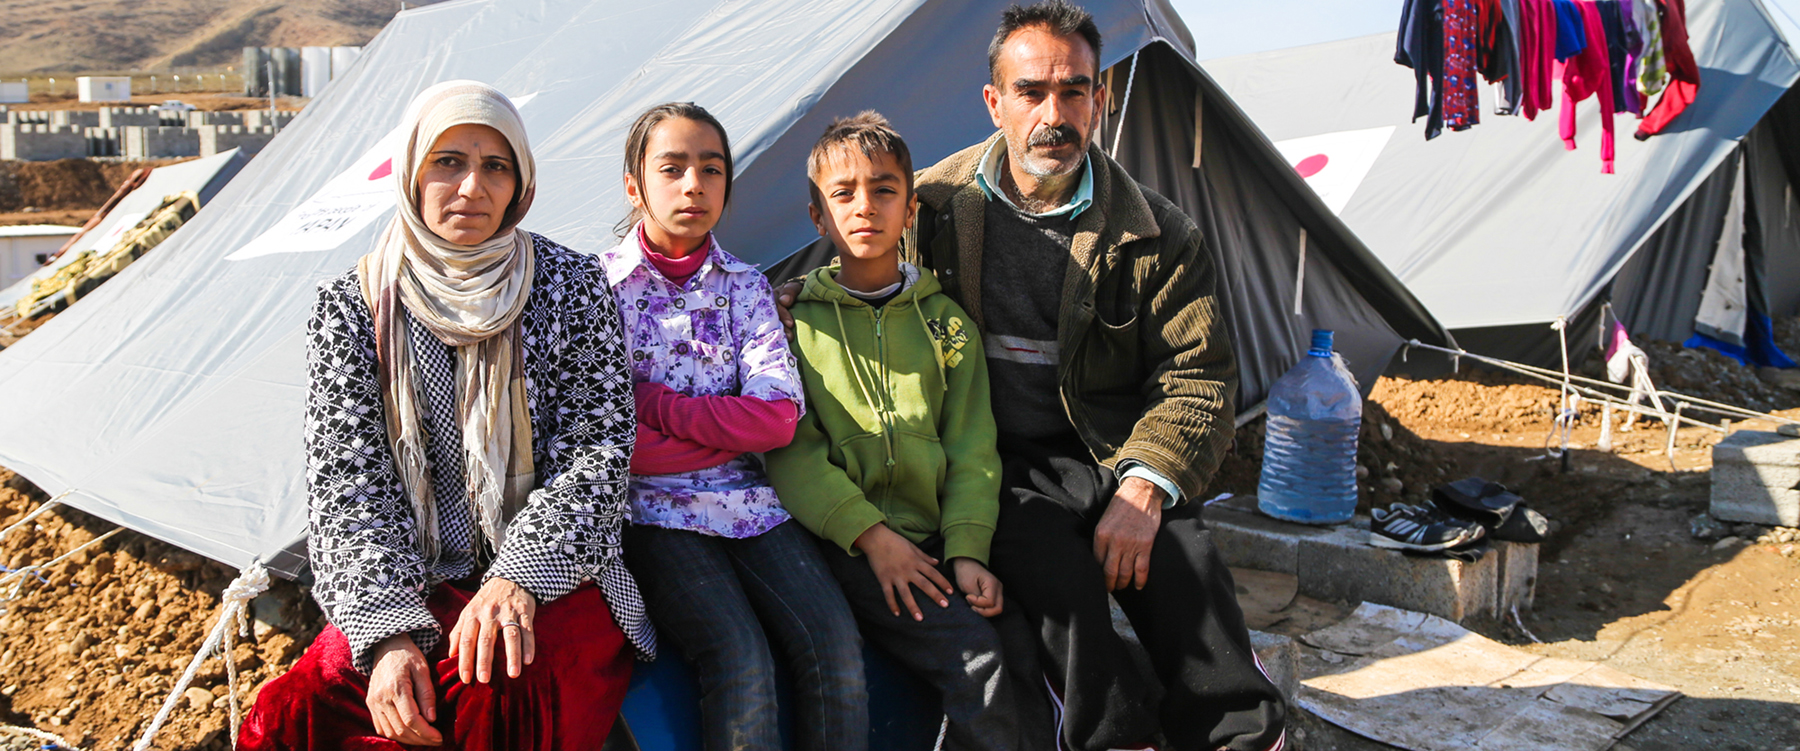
[1205, 0, 1800, 366]
[0, 0, 1448, 576]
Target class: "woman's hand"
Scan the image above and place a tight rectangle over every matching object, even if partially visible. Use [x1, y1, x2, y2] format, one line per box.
[367, 633, 443, 746]
[854, 524, 954, 621]
[448, 577, 538, 684]
[951, 558, 1004, 617]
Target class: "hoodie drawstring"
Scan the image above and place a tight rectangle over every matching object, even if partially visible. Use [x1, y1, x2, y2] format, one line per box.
[832, 299, 895, 468]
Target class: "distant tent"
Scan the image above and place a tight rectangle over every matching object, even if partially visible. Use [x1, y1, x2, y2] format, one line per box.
[1204, 0, 1800, 368]
[0, 148, 250, 312]
[0, 0, 1445, 578]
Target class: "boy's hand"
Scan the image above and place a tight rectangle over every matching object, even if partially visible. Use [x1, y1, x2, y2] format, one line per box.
[774, 279, 804, 337]
[951, 558, 1004, 617]
[855, 524, 954, 621]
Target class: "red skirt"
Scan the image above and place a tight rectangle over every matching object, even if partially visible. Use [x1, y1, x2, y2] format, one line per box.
[238, 582, 632, 751]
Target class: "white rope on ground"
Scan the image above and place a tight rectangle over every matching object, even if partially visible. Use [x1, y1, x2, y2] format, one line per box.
[133, 561, 270, 751]
[0, 527, 121, 602]
[0, 490, 72, 543]
[1, 723, 85, 750]
[1509, 605, 1542, 645]
[1108, 50, 1141, 159]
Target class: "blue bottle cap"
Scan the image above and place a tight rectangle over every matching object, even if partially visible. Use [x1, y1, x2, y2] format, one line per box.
[1309, 329, 1334, 357]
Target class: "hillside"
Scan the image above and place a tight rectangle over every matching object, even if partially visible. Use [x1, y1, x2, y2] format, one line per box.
[0, 0, 449, 74]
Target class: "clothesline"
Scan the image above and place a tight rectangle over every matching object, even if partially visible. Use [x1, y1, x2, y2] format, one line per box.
[1396, 0, 1697, 173]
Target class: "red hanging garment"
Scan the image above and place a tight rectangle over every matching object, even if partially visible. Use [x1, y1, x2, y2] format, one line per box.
[1560, 1, 1618, 173]
[1444, 0, 1483, 131]
[1636, 0, 1699, 139]
[1519, 0, 1559, 119]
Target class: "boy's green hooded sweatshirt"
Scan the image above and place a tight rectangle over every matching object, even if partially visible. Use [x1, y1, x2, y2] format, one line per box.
[764, 264, 1000, 564]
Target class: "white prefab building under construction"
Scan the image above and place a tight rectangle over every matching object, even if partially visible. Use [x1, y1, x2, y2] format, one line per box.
[0, 225, 79, 288]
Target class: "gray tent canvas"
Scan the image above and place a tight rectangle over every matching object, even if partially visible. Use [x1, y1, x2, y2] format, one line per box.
[0, 0, 1445, 574]
[1204, 0, 1800, 366]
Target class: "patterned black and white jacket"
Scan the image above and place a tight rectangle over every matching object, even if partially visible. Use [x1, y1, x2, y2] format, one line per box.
[305, 233, 653, 673]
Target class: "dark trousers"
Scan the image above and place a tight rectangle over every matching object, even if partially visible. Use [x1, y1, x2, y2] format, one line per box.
[989, 433, 1287, 751]
[626, 520, 868, 751]
[816, 536, 1058, 751]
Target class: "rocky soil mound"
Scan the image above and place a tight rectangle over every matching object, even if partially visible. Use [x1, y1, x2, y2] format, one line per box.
[0, 471, 321, 751]
[0, 160, 180, 214]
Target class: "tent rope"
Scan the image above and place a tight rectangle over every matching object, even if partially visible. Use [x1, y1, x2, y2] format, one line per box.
[1292, 228, 1308, 316]
[1, 724, 85, 750]
[0, 527, 120, 605]
[1552, 317, 1574, 471]
[133, 561, 271, 751]
[1402, 339, 1793, 467]
[1109, 50, 1141, 159]
[0, 490, 72, 544]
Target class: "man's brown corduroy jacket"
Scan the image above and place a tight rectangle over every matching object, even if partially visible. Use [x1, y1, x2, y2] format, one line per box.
[903, 132, 1237, 502]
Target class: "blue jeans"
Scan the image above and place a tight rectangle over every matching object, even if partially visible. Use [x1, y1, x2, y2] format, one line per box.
[626, 519, 868, 751]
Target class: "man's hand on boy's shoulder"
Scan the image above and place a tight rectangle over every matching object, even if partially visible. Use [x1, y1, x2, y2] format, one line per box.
[774, 278, 805, 338]
[952, 558, 1004, 618]
[854, 523, 954, 622]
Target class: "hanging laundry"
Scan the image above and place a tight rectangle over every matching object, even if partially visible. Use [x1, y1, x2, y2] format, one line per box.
[1519, 0, 1559, 119]
[1444, 0, 1483, 131]
[1634, 0, 1667, 99]
[1638, 0, 1699, 139]
[1495, 0, 1525, 115]
[1552, 0, 1588, 61]
[1561, 1, 1617, 173]
[1397, 0, 1449, 138]
[1597, 1, 1630, 113]
[1617, 0, 1644, 115]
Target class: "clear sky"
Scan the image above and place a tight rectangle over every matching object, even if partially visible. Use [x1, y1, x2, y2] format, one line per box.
[1169, 0, 1398, 60]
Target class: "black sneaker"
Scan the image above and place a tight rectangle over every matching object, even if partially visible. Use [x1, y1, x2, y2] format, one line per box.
[1370, 504, 1486, 552]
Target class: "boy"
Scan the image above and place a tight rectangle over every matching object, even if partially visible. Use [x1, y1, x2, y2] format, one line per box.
[764, 112, 1052, 750]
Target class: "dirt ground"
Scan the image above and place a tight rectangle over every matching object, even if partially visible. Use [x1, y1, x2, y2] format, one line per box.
[0, 159, 188, 216]
[0, 328, 1797, 749]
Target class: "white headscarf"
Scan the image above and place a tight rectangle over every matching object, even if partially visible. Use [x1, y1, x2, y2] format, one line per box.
[357, 80, 537, 559]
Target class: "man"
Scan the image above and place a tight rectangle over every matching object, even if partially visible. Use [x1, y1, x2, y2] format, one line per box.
[900, 3, 1285, 750]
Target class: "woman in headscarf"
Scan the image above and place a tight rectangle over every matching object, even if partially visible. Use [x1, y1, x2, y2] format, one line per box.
[238, 80, 650, 750]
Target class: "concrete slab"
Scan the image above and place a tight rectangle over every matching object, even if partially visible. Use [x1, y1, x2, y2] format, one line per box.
[1712, 430, 1800, 527]
[1207, 496, 1522, 623]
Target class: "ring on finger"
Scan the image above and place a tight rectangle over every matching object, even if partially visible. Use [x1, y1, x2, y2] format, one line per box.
[500, 620, 521, 629]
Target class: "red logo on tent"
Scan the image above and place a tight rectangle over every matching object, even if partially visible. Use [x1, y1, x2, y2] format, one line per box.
[369, 159, 393, 181]
[1295, 154, 1329, 178]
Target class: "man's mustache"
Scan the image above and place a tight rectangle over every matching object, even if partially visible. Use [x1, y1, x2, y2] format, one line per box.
[1029, 124, 1080, 148]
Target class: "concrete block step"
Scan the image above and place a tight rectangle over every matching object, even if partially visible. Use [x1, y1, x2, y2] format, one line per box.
[1205, 496, 1535, 623]
[1712, 430, 1800, 527]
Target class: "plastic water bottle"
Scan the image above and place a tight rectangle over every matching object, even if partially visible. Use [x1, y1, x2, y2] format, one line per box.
[1257, 329, 1362, 524]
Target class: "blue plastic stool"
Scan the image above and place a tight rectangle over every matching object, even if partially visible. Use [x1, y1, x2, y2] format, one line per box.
[618, 631, 942, 750]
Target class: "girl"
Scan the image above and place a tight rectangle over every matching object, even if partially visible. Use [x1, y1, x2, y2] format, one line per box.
[602, 102, 867, 751]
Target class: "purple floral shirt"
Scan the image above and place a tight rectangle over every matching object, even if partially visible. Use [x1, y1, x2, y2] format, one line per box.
[601, 227, 804, 538]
